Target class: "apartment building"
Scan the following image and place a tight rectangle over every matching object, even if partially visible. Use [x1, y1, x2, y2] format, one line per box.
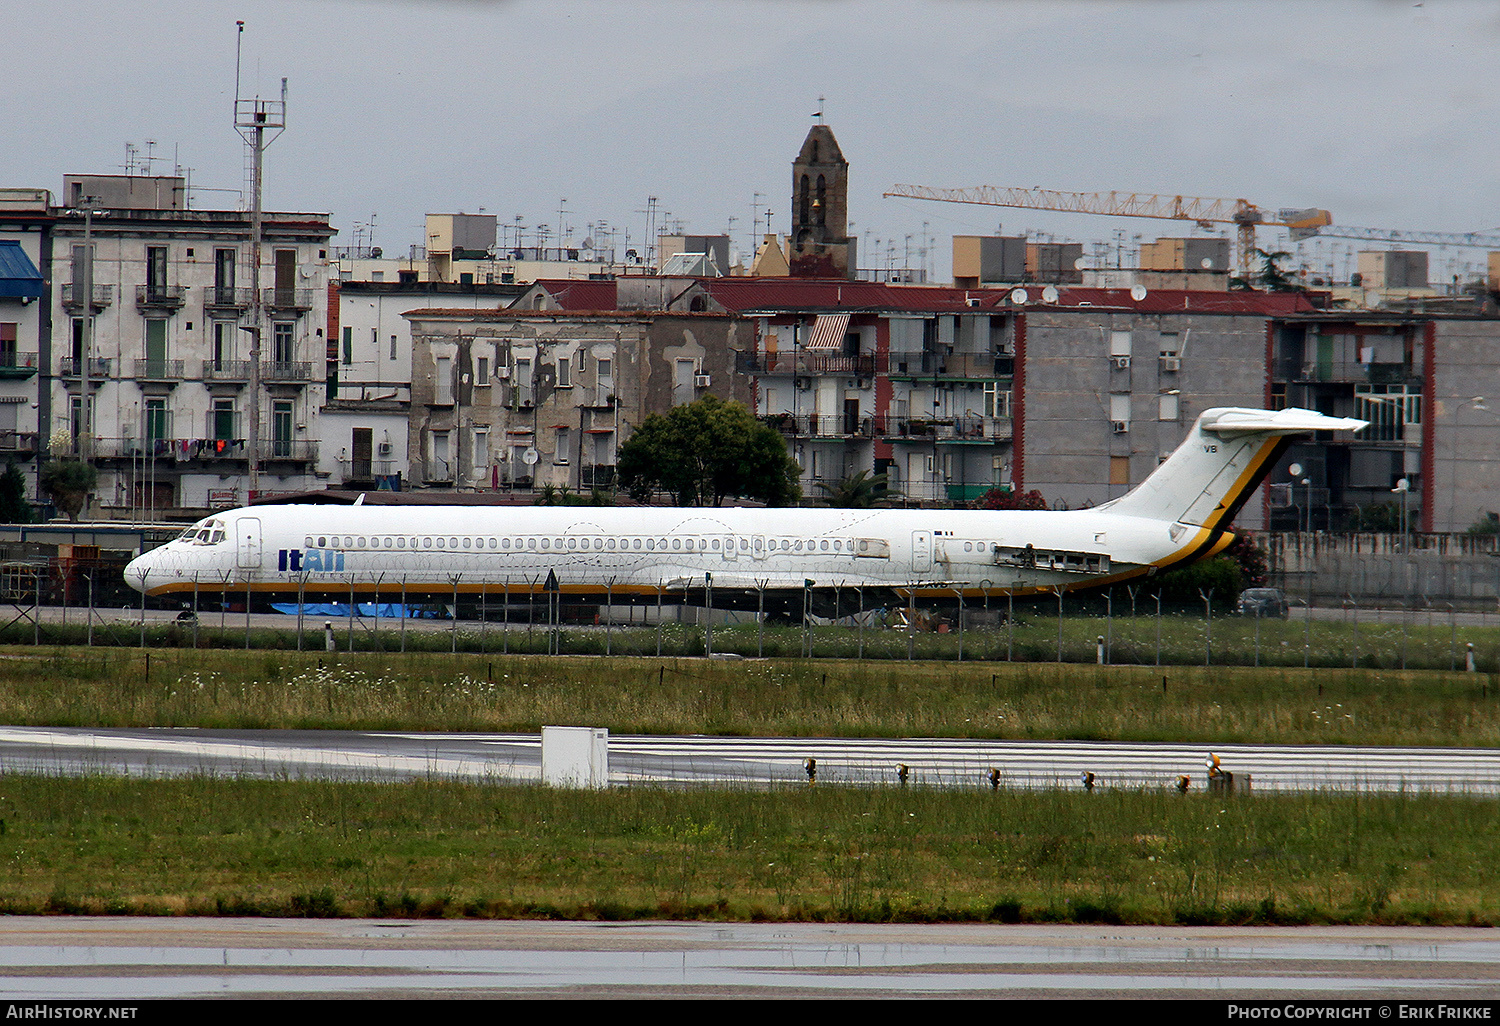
[52, 174, 335, 515]
[403, 308, 747, 493]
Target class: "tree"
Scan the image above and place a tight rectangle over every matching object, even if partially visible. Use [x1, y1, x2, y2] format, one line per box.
[0, 463, 31, 524]
[975, 486, 1049, 511]
[1254, 247, 1299, 292]
[816, 470, 892, 508]
[617, 395, 802, 507]
[40, 460, 96, 522]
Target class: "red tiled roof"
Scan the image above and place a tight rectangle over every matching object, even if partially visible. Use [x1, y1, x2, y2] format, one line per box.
[528, 279, 618, 309]
[695, 277, 1327, 316]
[507, 276, 1329, 318]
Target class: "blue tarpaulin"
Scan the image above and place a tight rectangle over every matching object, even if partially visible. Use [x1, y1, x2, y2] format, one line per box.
[0, 241, 43, 299]
[270, 602, 441, 619]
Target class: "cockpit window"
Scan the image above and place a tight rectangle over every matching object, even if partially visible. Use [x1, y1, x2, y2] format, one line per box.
[182, 519, 226, 545]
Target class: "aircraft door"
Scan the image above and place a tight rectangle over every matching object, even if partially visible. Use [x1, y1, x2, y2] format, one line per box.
[910, 530, 932, 574]
[236, 516, 263, 570]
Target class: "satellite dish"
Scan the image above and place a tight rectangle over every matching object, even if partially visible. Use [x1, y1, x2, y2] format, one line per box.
[1364, 290, 1382, 309]
[522, 447, 540, 466]
[1130, 284, 1148, 301]
[1009, 288, 1029, 305]
[1042, 285, 1059, 303]
[1288, 463, 1303, 477]
[581, 237, 595, 250]
[1200, 257, 1214, 269]
[1073, 256, 1087, 270]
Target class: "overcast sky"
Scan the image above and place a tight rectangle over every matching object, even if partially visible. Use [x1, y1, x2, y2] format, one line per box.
[8, 0, 1498, 280]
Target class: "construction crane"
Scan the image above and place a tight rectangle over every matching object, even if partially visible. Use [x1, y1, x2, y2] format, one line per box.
[1300, 225, 1500, 249]
[883, 183, 1331, 278]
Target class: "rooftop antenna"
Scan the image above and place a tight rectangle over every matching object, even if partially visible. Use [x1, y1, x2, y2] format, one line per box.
[233, 19, 287, 500]
[813, 97, 825, 124]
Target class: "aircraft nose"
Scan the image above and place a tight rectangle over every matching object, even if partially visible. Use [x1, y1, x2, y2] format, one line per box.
[124, 551, 156, 594]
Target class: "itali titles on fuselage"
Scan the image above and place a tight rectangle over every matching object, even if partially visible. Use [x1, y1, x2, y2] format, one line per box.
[126, 407, 1365, 604]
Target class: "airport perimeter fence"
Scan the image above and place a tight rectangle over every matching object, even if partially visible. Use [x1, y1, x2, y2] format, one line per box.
[6, 576, 1500, 673]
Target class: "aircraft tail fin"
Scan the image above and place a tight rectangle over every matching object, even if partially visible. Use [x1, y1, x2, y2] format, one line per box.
[1100, 407, 1366, 529]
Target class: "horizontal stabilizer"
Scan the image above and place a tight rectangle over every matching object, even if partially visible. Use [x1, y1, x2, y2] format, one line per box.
[1201, 408, 1368, 436]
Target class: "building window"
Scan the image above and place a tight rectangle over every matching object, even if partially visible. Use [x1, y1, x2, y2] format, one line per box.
[1110, 455, 1130, 486]
[1158, 392, 1179, 421]
[554, 427, 570, 464]
[557, 352, 572, 387]
[272, 322, 295, 364]
[342, 327, 353, 365]
[0, 323, 15, 368]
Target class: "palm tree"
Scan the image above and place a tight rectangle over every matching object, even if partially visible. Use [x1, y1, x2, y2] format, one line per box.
[815, 470, 893, 508]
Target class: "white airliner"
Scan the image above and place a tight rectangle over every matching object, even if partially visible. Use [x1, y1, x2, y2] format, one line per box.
[125, 407, 1363, 610]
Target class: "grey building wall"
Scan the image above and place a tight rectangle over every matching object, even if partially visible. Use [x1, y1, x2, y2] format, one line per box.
[1431, 318, 1500, 532]
[1021, 309, 1269, 524]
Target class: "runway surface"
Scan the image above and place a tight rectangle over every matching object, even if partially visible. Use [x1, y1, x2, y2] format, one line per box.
[3, 919, 1500, 998]
[0, 725, 1496, 793]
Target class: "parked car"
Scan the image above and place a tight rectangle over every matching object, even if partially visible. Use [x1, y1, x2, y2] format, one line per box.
[1235, 587, 1290, 619]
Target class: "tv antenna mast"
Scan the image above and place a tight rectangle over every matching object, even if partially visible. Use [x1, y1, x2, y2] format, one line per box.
[233, 20, 286, 499]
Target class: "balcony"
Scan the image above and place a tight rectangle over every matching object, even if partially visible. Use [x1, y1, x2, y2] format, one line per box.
[203, 286, 252, 312]
[762, 413, 875, 439]
[262, 361, 313, 384]
[60, 283, 113, 312]
[581, 464, 616, 488]
[263, 439, 318, 462]
[88, 436, 316, 465]
[738, 351, 875, 377]
[0, 431, 38, 455]
[886, 352, 1009, 379]
[135, 285, 188, 311]
[134, 359, 185, 382]
[0, 353, 38, 379]
[877, 415, 1013, 442]
[338, 458, 398, 484]
[262, 287, 316, 313]
[59, 358, 111, 380]
[203, 359, 252, 384]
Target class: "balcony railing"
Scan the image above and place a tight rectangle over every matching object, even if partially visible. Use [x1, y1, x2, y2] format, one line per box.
[738, 351, 875, 377]
[878, 415, 1013, 441]
[59, 358, 111, 379]
[134, 359, 185, 381]
[737, 350, 1013, 379]
[88, 437, 316, 464]
[0, 431, 38, 454]
[761, 413, 1012, 441]
[262, 361, 313, 383]
[135, 285, 188, 310]
[203, 286, 253, 310]
[338, 458, 397, 482]
[581, 464, 616, 488]
[60, 283, 114, 311]
[263, 439, 317, 461]
[262, 287, 316, 312]
[203, 359, 252, 383]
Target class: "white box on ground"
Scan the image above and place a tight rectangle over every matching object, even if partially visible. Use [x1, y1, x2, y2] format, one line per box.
[541, 726, 609, 788]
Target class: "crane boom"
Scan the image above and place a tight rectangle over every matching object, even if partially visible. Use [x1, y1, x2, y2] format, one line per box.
[883, 183, 1331, 277]
[1303, 225, 1500, 249]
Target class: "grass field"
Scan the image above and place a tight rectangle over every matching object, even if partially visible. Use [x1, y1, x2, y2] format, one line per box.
[6, 775, 1497, 926]
[0, 646, 1494, 747]
[5, 635, 1498, 925]
[13, 606, 1500, 672]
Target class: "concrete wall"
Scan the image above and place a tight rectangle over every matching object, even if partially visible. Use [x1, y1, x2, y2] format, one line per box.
[1020, 309, 1269, 522]
[1430, 319, 1500, 532]
[1261, 531, 1500, 608]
